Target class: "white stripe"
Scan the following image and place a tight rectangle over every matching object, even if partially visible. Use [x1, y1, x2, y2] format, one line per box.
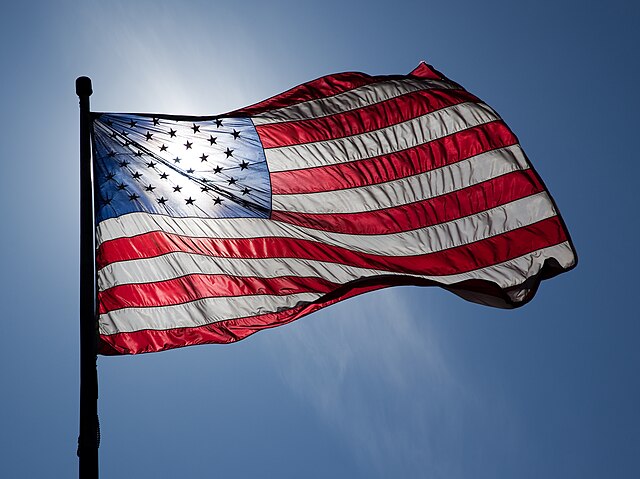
[99, 191, 553, 245]
[99, 292, 322, 335]
[251, 77, 458, 126]
[98, 192, 557, 291]
[272, 145, 528, 214]
[98, 242, 575, 334]
[97, 193, 556, 268]
[98, 253, 394, 291]
[265, 102, 499, 172]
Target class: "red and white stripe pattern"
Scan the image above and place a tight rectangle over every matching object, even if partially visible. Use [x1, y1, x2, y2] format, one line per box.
[96, 62, 576, 355]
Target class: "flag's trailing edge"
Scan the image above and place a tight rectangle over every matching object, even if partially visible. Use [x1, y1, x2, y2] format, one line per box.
[92, 62, 577, 355]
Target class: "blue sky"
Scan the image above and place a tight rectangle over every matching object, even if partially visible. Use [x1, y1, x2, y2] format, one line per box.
[1, 0, 638, 477]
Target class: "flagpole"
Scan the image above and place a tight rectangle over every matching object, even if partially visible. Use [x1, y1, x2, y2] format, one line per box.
[76, 76, 99, 479]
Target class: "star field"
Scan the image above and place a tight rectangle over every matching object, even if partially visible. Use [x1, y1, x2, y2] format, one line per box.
[92, 113, 271, 222]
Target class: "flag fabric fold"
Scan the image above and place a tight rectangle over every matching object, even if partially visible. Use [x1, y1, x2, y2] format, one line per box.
[92, 62, 576, 355]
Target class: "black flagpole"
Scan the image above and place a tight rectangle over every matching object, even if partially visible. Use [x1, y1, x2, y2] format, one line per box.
[76, 76, 99, 479]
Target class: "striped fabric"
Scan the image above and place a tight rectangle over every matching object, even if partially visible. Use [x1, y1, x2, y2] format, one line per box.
[93, 62, 576, 355]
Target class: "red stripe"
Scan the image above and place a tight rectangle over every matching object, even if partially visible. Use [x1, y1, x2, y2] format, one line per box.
[270, 121, 517, 195]
[98, 231, 564, 355]
[229, 72, 380, 117]
[271, 170, 543, 234]
[98, 167, 537, 268]
[256, 89, 478, 148]
[99, 275, 338, 314]
[99, 282, 391, 355]
[410, 62, 445, 80]
[97, 216, 565, 279]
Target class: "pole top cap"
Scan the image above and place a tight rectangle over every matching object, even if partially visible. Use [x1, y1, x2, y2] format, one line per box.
[75, 76, 93, 97]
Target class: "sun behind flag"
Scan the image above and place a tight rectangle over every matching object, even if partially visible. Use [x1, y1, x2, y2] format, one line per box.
[93, 62, 576, 355]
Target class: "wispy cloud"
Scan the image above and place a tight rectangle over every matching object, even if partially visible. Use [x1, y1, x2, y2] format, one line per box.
[266, 287, 496, 477]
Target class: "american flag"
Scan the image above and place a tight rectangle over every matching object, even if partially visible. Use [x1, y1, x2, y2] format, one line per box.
[93, 63, 576, 355]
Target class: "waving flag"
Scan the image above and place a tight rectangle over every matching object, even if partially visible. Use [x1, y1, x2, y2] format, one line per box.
[93, 62, 576, 355]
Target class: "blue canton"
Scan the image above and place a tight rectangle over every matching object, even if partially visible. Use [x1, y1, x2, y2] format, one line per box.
[93, 113, 271, 222]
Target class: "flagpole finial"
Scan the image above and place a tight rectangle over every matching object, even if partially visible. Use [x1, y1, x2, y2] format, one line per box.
[76, 76, 93, 97]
